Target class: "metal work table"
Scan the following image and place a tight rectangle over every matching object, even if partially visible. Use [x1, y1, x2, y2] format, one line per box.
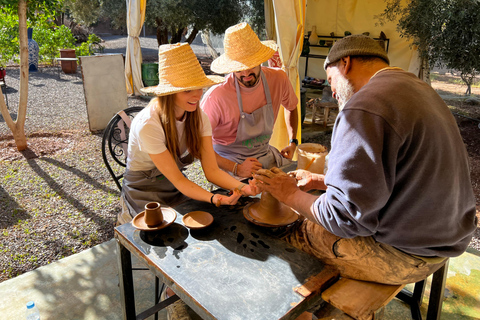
[115, 195, 338, 320]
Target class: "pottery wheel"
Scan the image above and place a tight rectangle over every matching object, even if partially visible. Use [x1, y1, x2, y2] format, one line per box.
[243, 200, 299, 228]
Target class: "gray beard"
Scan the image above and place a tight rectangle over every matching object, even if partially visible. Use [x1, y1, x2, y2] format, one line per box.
[336, 74, 355, 111]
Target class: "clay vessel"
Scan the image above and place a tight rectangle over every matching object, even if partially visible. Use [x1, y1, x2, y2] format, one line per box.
[297, 143, 328, 174]
[248, 191, 298, 226]
[309, 26, 319, 45]
[59, 49, 77, 74]
[144, 202, 163, 227]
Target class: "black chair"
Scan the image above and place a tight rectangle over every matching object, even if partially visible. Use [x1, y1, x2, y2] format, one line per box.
[396, 258, 449, 320]
[102, 106, 144, 191]
[102, 106, 164, 320]
[0, 67, 8, 108]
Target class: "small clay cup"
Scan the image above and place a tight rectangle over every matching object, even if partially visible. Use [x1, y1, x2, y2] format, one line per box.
[144, 202, 163, 227]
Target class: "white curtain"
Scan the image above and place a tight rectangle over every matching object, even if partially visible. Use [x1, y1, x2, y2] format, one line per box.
[268, 0, 306, 158]
[125, 0, 146, 95]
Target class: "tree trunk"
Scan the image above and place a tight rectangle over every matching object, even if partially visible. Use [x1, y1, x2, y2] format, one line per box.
[155, 18, 169, 46]
[201, 30, 219, 59]
[186, 27, 199, 44]
[0, 0, 28, 151]
[421, 57, 431, 85]
[170, 28, 184, 44]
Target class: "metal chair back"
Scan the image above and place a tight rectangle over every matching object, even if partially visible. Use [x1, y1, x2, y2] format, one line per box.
[102, 106, 144, 191]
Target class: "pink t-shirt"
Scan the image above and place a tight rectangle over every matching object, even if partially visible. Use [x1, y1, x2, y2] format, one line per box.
[200, 67, 298, 145]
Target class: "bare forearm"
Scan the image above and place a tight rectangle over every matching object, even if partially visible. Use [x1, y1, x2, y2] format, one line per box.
[284, 189, 319, 222]
[205, 168, 244, 191]
[215, 152, 236, 173]
[285, 107, 298, 140]
[174, 175, 216, 203]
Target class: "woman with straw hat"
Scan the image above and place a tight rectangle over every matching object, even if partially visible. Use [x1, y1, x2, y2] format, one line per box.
[120, 43, 259, 221]
[200, 22, 299, 179]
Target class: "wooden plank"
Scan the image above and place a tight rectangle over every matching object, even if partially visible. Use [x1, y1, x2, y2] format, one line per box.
[321, 278, 405, 320]
[294, 266, 339, 297]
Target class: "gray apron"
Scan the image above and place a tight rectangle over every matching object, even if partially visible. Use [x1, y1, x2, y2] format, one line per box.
[213, 70, 291, 170]
[122, 151, 194, 216]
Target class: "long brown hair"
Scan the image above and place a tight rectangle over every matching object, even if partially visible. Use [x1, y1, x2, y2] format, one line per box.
[149, 95, 203, 161]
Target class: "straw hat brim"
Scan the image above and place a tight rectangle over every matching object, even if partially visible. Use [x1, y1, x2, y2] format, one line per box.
[140, 75, 224, 96]
[211, 40, 277, 74]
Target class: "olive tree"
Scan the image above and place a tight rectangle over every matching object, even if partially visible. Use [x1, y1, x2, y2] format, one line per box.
[378, 0, 480, 94]
[144, 0, 245, 46]
[100, 0, 264, 46]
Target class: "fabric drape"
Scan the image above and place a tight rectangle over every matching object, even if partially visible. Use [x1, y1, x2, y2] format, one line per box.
[268, 0, 306, 160]
[125, 0, 146, 95]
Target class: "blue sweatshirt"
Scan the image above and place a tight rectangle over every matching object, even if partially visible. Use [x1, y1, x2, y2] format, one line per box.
[313, 69, 477, 257]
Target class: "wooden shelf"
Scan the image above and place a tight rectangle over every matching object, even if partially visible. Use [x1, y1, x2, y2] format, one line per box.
[300, 34, 389, 80]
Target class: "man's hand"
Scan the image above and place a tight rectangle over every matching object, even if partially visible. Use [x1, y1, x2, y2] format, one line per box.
[280, 143, 296, 160]
[287, 169, 326, 192]
[237, 158, 262, 177]
[253, 167, 300, 204]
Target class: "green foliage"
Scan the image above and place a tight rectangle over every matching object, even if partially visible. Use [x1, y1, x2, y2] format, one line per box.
[33, 20, 76, 64]
[0, 7, 19, 67]
[244, 0, 266, 38]
[151, 0, 245, 37]
[64, 0, 101, 26]
[99, 0, 126, 32]
[75, 34, 104, 56]
[0, 0, 61, 20]
[101, 0, 260, 45]
[378, 0, 480, 95]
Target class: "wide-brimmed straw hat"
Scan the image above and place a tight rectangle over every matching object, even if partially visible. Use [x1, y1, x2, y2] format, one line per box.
[141, 43, 224, 96]
[210, 22, 277, 74]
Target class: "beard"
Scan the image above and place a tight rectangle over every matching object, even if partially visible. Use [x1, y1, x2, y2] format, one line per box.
[335, 73, 355, 111]
[238, 72, 259, 87]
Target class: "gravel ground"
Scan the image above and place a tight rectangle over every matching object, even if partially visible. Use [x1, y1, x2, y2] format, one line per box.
[0, 36, 479, 283]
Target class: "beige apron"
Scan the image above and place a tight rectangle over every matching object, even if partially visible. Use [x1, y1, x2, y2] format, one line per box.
[213, 70, 291, 170]
[121, 152, 194, 219]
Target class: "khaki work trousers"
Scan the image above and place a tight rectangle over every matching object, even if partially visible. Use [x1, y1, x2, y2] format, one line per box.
[282, 219, 447, 285]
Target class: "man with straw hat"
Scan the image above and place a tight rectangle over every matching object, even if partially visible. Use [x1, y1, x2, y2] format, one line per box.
[200, 22, 299, 179]
[254, 34, 476, 304]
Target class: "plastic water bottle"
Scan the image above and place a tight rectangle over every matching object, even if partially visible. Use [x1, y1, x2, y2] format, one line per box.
[26, 301, 40, 320]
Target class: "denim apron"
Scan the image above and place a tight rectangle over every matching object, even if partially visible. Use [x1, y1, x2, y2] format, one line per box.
[213, 70, 291, 170]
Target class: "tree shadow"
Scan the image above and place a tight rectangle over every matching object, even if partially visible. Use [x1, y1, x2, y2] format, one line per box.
[0, 185, 30, 229]
[24, 157, 119, 228]
[0, 111, 18, 122]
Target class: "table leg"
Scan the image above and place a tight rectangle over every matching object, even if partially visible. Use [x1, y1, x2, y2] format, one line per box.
[116, 240, 136, 320]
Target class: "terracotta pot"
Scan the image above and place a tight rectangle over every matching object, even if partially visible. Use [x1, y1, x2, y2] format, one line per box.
[144, 202, 163, 227]
[59, 49, 77, 74]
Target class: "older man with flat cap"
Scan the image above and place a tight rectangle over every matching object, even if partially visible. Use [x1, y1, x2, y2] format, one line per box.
[255, 35, 477, 287]
[200, 22, 298, 178]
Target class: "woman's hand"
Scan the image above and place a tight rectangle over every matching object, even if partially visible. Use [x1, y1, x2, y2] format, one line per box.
[211, 190, 242, 207]
[287, 169, 325, 192]
[238, 179, 261, 197]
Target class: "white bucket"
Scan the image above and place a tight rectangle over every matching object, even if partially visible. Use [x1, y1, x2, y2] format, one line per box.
[297, 143, 328, 174]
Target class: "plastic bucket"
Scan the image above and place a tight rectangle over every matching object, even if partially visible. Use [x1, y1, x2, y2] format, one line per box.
[297, 143, 328, 174]
[141, 63, 159, 87]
